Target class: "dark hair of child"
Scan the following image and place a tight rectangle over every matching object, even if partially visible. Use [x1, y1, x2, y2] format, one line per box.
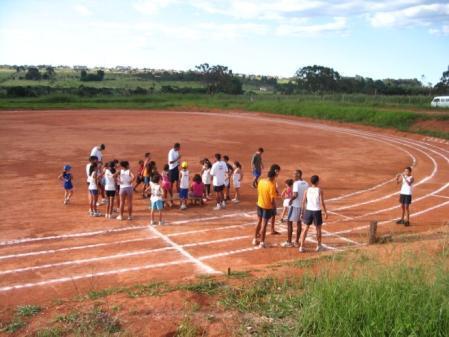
[268, 170, 276, 179]
[234, 161, 242, 168]
[193, 174, 202, 183]
[89, 162, 98, 176]
[405, 166, 412, 172]
[163, 163, 169, 171]
[285, 179, 294, 187]
[151, 174, 161, 184]
[215, 153, 221, 160]
[120, 161, 129, 169]
[311, 175, 319, 185]
[223, 155, 229, 161]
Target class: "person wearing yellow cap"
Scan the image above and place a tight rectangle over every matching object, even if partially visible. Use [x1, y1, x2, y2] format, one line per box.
[179, 161, 190, 210]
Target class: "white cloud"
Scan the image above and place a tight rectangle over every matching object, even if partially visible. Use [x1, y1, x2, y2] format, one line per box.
[133, 0, 177, 15]
[276, 17, 348, 35]
[369, 3, 449, 28]
[73, 4, 92, 17]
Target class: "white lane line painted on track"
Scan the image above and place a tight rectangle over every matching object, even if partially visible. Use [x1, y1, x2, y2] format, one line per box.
[0, 237, 157, 261]
[147, 226, 220, 275]
[0, 212, 256, 249]
[0, 222, 257, 261]
[0, 259, 191, 292]
[0, 235, 255, 275]
[432, 194, 449, 200]
[0, 246, 174, 275]
[0, 225, 149, 247]
[328, 211, 354, 220]
[321, 229, 362, 246]
[330, 199, 449, 236]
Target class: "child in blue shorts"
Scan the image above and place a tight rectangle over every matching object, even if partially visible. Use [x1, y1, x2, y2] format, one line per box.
[148, 174, 165, 225]
[179, 161, 190, 210]
[58, 165, 74, 205]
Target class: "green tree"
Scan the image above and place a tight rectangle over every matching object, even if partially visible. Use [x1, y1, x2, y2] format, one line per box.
[25, 67, 42, 80]
[195, 63, 243, 95]
[295, 65, 341, 92]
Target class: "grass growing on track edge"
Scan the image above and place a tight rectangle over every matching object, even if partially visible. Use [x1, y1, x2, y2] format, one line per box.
[1, 94, 448, 138]
[220, 259, 449, 337]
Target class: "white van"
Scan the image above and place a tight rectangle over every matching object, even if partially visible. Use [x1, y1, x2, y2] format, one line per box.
[431, 96, 449, 108]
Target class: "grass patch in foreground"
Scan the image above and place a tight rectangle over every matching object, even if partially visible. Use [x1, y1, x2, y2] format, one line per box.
[221, 261, 449, 337]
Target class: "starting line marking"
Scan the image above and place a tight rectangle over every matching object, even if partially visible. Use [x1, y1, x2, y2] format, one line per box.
[432, 194, 449, 200]
[147, 226, 219, 275]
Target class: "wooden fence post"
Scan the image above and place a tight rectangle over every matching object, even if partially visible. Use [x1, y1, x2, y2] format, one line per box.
[369, 221, 378, 244]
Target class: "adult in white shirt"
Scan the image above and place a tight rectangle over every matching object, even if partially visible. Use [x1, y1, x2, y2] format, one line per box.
[282, 169, 309, 248]
[167, 143, 182, 198]
[90, 144, 105, 163]
[210, 153, 228, 210]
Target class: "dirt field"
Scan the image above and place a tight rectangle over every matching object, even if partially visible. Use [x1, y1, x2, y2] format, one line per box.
[0, 109, 448, 310]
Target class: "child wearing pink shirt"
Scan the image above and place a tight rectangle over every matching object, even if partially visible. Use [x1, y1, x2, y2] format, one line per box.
[190, 174, 205, 205]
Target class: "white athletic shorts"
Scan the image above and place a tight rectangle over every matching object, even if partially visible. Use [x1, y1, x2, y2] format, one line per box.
[283, 198, 291, 207]
[287, 206, 301, 222]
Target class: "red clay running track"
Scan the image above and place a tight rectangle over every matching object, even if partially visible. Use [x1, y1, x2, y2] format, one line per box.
[0, 110, 448, 306]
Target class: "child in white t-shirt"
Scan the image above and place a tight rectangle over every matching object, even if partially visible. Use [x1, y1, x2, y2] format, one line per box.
[232, 161, 243, 203]
[148, 174, 165, 225]
[179, 161, 190, 210]
[200, 159, 212, 200]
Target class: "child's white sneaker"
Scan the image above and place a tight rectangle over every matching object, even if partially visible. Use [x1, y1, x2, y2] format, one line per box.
[213, 204, 221, 211]
[93, 211, 102, 217]
[252, 238, 259, 246]
[299, 246, 305, 253]
[149, 220, 155, 226]
[231, 199, 240, 203]
[257, 242, 266, 249]
[159, 220, 165, 226]
[116, 215, 123, 221]
[180, 204, 187, 210]
[221, 201, 226, 209]
[315, 245, 323, 252]
[281, 241, 293, 248]
[127, 216, 133, 220]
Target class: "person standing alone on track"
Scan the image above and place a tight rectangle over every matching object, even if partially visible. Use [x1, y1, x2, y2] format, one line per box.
[396, 166, 414, 226]
[251, 148, 264, 188]
[168, 143, 182, 205]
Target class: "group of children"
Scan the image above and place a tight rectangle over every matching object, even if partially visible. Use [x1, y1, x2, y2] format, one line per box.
[58, 144, 414, 253]
[59, 151, 244, 225]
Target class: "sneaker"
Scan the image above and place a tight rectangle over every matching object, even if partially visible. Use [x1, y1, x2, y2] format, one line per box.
[298, 246, 305, 253]
[93, 211, 102, 217]
[63, 198, 68, 205]
[213, 204, 222, 211]
[149, 220, 155, 226]
[127, 216, 133, 220]
[96, 202, 101, 207]
[293, 242, 299, 248]
[221, 201, 226, 209]
[105, 214, 109, 219]
[231, 199, 240, 203]
[396, 219, 404, 224]
[180, 204, 187, 210]
[257, 242, 266, 249]
[159, 220, 165, 226]
[116, 215, 123, 221]
[315, 245, 323, 252]
[281, 241, 293, 248]
[404, 221, 410, 226]
[251, 238, 259, 246]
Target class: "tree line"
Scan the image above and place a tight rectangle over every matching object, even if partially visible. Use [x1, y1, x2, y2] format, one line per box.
[5, 64, 449, 97]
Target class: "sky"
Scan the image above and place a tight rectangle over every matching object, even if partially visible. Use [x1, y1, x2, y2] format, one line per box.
[0, 0, 448, 84]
